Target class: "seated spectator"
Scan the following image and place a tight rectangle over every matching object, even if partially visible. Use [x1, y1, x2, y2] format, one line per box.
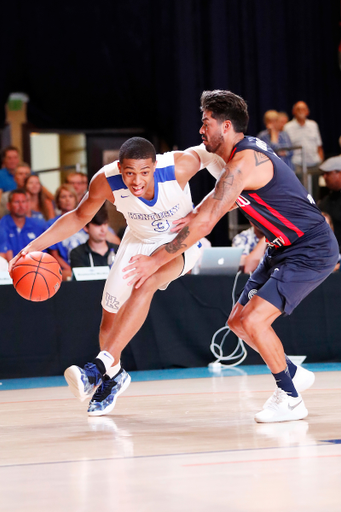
[117, 224, 127, 241]
[0, 189, 46, 261]
[232, 222, 266, 274]
[321, 211, 333, 228]
[70, 206, 119, 269]
[0, 228, 12, 263]
[0, 163, 31, 218]
[65, 171, 89, 203]
[257, 110, 294, 169]
[0, 146, 21, 193]
[65, 171, 121, 245]
[0, 150, 55, 209]
[24, 174, 55, 221]
[106, 223, 122, 245]
[0, 254, 8, 271]
[277, 111, 289, 131]
[321, 211, 340, 272]
[318, 155, 341, 252]
[47, 184, 88, 280]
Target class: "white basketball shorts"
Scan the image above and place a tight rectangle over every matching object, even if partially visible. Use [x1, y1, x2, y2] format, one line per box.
[101, 228, 201, 313]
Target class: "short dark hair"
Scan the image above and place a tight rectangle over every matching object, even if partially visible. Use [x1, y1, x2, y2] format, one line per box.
[200, 90, 249, 133]
[119, 137, 156, 164]
[65, 171, 87, 183]
[8, 188, 27, 202]
[1, 145, 20, 161]
[88, 205, 109, 226]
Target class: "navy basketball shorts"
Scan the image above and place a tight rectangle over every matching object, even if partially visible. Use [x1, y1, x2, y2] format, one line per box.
[239, 223, 339, 315]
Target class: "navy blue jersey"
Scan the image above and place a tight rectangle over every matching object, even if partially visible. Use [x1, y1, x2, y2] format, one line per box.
[231, 137, 324, 248]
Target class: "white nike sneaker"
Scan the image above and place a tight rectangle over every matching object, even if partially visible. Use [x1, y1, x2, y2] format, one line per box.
[292, 365, 315, 393]
[263, 365, 315, 409]
[255, 388, 308, 423]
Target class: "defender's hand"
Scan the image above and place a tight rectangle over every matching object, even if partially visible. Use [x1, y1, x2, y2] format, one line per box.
[170, 211, 196, 233]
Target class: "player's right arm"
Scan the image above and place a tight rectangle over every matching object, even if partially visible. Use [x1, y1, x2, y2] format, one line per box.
[170, 145, 235, 232]
[171, 190, 239, 233]
[8, 171, 114, 272]
[173, 144, 226, 188]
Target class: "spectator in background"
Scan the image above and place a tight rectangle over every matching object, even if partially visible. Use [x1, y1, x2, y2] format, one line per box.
[0, 189, 46, 261]
[284, 101, 324, 200]
[0, 146, 21, 193]
[0, 254, 8, 271]
[117, 224, 127, 241]
[0, 228, 11, 264]
[47, 184, 88, 280]
[0, 146, 55, 205]
[320, 211, 340, 272]
[257, 110, 293, 169]
[232, 221, 266, 274]
[318, 156, 341, 252]
[65, 172, 121, 245]
[24, 174, 55, 221]
[70, 205, 119, 270]
[0, 163, 31, 218]
[277, 111, 289, 131]
[65, 171, 88, 203]
[81, 173, 88, 195]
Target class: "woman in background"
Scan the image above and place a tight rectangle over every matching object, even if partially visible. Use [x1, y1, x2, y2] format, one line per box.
[25, 174, 55, 221]
[47, 184, 88, 280]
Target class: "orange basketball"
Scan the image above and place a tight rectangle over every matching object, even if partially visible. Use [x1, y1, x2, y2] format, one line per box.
[12, 251, 62, 302]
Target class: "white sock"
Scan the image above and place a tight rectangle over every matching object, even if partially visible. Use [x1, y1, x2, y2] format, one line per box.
[106, 361, 121, 378]
[96, 350, 115, 372]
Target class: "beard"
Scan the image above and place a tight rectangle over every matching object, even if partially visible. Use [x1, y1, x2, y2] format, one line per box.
[203, 133, 224, 154]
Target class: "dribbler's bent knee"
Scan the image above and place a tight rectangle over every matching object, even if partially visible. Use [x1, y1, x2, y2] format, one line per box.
[131, 275, 159, 298]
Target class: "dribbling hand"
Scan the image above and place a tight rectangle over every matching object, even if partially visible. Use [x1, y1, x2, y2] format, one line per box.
[122, 255, 160, 288]
[8, 247, 30, 277]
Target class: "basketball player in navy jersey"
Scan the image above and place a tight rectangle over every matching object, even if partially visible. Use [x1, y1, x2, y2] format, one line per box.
[124, 90, 339, 423]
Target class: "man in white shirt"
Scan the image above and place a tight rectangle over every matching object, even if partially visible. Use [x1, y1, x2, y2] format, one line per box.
[284, 101, 324, 200]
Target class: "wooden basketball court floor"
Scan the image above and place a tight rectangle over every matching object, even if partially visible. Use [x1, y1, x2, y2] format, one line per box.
[0, 363, 340, 512]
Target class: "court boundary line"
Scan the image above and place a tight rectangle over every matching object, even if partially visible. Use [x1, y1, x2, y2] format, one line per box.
[1, 386, 340, 406]
[1, 363, 341, 391]
[0, 441, 338, 469]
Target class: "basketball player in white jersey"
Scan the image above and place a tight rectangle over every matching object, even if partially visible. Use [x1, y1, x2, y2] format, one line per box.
[9, 137, 225, 416]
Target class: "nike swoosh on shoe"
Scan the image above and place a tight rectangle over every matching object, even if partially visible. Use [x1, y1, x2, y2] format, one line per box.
[288, 400, 303, 411]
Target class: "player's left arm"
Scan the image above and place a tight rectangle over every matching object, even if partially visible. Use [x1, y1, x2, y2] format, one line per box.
[170, 189, 238, 233]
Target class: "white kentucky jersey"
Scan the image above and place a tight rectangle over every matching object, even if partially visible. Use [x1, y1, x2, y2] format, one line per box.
[103, 152, 194, 243]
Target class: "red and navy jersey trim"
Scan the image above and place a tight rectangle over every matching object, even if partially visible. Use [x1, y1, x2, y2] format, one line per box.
[231, 136, 323, 247]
